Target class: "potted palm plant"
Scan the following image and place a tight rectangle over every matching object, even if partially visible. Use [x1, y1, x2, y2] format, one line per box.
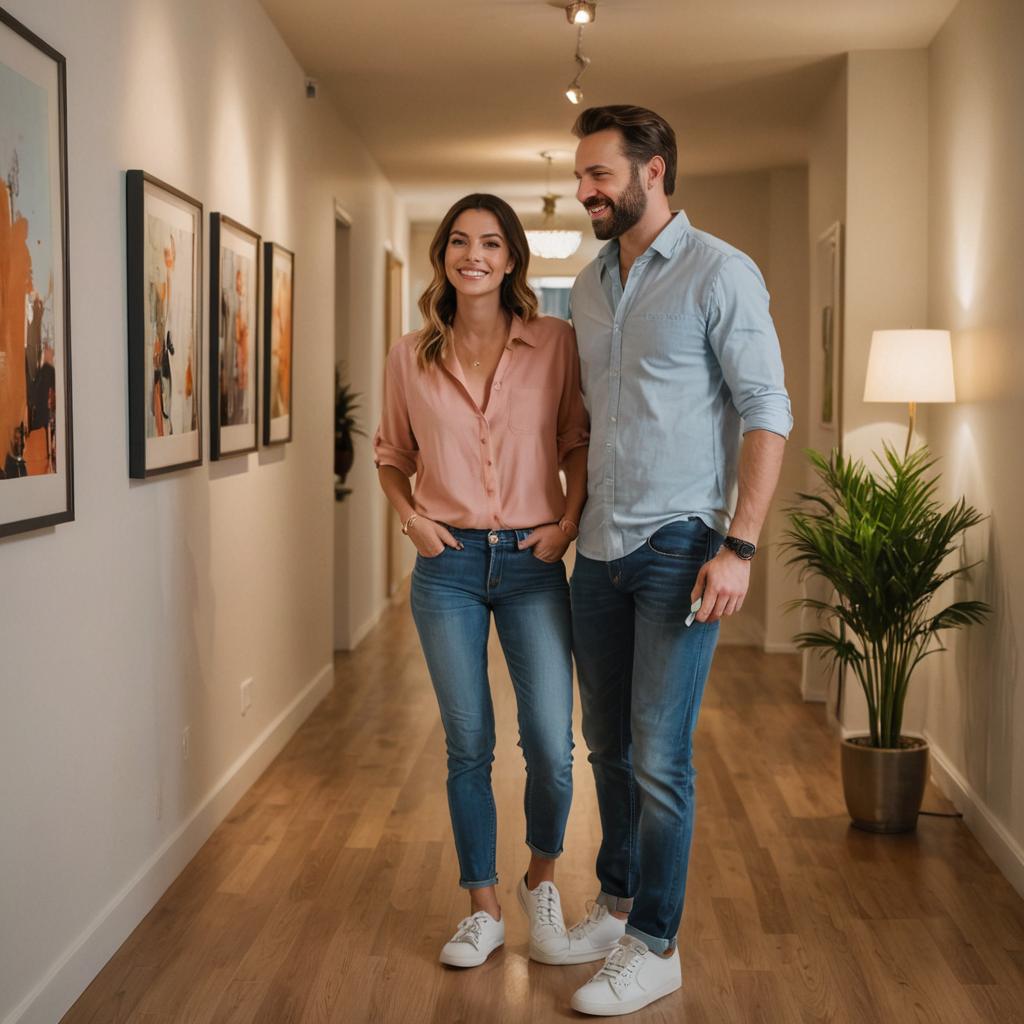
[784, 445, 990, 832]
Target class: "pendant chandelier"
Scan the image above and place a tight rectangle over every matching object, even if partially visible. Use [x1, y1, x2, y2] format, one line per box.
[525, 153, 582, 261]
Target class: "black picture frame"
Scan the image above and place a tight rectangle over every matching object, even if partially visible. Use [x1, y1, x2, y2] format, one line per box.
[0, 9, 74, 538]
[209, 213, 260, 460]
[262, 241, 294, 446]
[126, 170, 203, 478]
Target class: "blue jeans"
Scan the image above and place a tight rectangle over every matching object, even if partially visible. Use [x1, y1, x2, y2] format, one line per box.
[571, 518, 723, 952]
[410, 526, 574, 889]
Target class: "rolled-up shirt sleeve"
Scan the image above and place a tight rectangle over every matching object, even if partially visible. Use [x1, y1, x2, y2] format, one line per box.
[556, 327, 590, 464]
[707, 255, 793, 438]
[373, 347, 419, 477]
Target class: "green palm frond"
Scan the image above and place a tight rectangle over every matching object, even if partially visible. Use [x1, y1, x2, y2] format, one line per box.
[782, 443, 991, 748]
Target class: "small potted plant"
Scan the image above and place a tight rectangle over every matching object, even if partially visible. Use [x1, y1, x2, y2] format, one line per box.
[335, 366, 365, 501]
[784, 445, 990, 832]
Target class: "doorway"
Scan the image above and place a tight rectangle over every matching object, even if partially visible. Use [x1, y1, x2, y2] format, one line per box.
[384, 249, 405, 597]
[333, 212, 352, 650]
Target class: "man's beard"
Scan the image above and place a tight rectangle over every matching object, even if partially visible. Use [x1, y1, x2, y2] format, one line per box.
[586, 165, 647, 240]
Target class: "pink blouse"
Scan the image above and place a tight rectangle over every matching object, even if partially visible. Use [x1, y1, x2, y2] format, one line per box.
[373, 314, 589, 530]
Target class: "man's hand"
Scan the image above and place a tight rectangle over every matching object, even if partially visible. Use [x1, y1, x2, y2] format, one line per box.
[518, 524, 571, 563]
[691, 548, 750, 622]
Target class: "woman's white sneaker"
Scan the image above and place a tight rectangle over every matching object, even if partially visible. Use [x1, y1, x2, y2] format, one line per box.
[516, 878, 570, 963]
[570, 935, 682, 1016]
[438, 911, 505, 967]
[565, 901, 627, 964]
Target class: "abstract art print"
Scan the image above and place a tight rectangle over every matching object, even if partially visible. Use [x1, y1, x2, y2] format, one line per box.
[263, 242, 293, 445]
[210, 214, 259, 459]
[126, 171, 202, 478]
[0, 10, 73, 538]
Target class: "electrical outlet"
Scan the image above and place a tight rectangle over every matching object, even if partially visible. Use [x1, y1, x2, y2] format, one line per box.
[181, 726, 190, 761]
[241, 677, 253, 716]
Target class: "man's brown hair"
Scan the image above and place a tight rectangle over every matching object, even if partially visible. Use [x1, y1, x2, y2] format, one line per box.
[572, 105, 678, 197]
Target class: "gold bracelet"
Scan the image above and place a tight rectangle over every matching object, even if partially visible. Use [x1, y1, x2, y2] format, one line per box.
[402, 513, 420, 535]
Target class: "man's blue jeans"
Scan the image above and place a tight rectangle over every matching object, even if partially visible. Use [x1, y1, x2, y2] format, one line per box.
[571, 518, 723, 953]
[410, 526, 574, 889]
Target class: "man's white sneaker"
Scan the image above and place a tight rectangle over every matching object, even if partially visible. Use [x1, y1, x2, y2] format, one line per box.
[438, 911, 505, 967]
[570, 935, 682, 1016]
[516, 877, 570, 963]
[564, 901, 627, 964]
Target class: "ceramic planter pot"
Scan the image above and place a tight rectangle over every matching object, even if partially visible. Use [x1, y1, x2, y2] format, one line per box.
[840, 736, 929, 833]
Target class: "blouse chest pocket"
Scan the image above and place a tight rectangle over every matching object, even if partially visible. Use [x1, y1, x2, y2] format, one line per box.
[507, 387, 558, 436]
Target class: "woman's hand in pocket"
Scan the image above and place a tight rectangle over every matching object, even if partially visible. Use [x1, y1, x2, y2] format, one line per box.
[518, 524, 570, 563]
[408, 517, 462, 557]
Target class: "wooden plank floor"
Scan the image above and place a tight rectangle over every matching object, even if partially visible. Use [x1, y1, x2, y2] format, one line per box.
[64, 589, 1024, 1023]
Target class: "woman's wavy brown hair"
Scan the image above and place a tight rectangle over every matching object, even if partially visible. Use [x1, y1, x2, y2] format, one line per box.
[416, 194, 538, 368]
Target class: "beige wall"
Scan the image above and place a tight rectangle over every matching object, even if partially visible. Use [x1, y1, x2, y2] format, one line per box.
[837, 50, 931, 730]
[924, 0, 1024, 893]
[0, 1, 404, 1019]
[801, 61, 848, 700]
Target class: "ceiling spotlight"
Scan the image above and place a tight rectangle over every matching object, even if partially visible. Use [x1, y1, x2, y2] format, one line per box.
[566, 1, 596, 24]
[565, 25, 591, 105]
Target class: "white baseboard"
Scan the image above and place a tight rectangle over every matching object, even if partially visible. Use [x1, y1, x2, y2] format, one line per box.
[925, 732, 1024, 901]
[5, 662, 334, 1024]
[347, 602, 385, 651]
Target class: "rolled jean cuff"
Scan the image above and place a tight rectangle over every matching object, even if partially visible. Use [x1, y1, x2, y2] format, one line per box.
[596, 890, 634, 913]
[460, 875, 499, 890]
[526, 841, 563, 859]
[625, 923, 675, 955]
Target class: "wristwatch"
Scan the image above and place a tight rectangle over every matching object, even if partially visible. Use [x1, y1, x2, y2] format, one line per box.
[723, 536, 756, 560]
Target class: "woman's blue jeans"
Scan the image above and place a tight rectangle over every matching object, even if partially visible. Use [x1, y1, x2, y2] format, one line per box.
[410, 526, 574, 889]
[571, 518, 723, 952]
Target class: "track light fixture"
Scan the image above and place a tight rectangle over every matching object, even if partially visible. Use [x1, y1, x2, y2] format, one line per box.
[565, 1, 596, 25]
[565, 25, 591, 105]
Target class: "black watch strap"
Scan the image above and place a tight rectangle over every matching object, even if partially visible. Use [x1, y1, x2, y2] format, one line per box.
[723, 536, 756, 560]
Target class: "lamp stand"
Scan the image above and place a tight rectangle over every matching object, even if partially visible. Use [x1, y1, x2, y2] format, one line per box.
[905, 400, 917, 459]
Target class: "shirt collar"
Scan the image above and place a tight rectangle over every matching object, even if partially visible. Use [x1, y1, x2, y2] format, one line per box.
[597, 209, 691, 279]
[508, 313, 537, 347]
[441, 312, 536, 363]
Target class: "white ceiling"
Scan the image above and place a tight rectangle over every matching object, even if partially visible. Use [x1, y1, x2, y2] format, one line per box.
[259, 0, 957, 222]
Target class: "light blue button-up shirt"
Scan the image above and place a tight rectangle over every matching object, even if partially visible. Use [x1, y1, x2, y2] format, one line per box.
[570, 211, 792, 562]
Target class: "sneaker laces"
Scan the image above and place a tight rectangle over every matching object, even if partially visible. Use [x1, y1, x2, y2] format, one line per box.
[534, 883, 563, 930]
[569, 900, 608, 940]
[591, 940, 646, 986]
[450, 913, 487, 948]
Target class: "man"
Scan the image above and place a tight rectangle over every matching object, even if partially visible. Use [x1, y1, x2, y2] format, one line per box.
[563, 106, 792, 1016]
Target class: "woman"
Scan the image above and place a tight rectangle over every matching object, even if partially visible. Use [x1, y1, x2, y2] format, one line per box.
[374, 194, 589, 968]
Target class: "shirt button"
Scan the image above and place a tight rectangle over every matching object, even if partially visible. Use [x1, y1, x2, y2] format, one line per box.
[610, 417, 617, 423]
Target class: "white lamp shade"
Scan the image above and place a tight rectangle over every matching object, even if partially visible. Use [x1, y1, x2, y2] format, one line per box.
[863, 329, 956, 403]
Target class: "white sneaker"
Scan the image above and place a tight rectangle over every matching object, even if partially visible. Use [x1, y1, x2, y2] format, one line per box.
[438, 911, 505, 967]
[516, 877, 570, 963]
[570, 935, 682, 1016]
[564, 901, 627, 964]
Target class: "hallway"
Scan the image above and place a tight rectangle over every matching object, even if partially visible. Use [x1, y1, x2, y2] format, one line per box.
[63, 591, 1024, 1023]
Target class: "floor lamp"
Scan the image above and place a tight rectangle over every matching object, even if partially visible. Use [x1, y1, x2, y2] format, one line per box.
[863, 329, 956, 457]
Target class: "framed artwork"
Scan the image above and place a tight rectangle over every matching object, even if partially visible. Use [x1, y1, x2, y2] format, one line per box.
[126, 170, 203, 478]
[0, 10, 74, 538]
[263, 242, 294, 445]
[210, 213, 259, 459]
[815, 221, 843, 433]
